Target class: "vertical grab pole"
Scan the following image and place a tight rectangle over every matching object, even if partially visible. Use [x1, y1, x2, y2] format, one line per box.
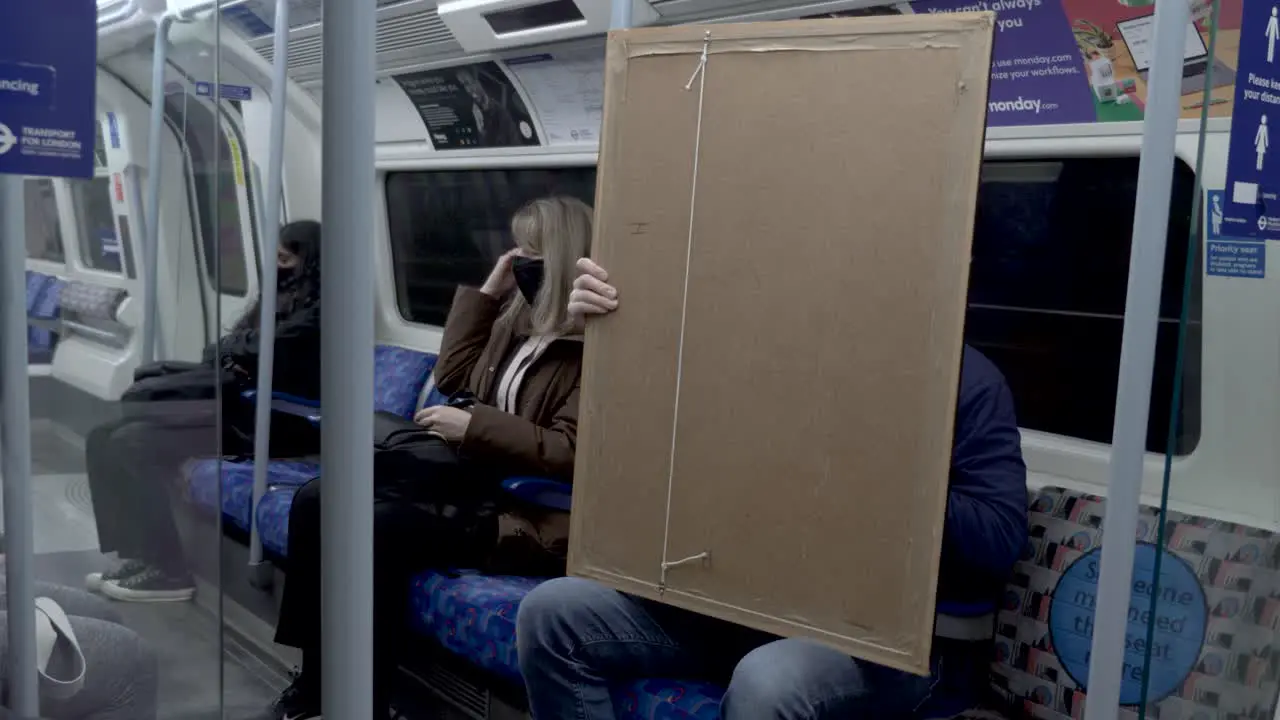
[140, 16, 173, 365]
[247, 0, 291, 585]
[0, 178, 40, 718]
[611, 0, 632, 29]
[321, 0, 376, 716]
[1081, 0, 1189, 715]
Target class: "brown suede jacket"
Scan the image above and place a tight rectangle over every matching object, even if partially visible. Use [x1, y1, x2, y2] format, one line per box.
[433, 287, 583, 481]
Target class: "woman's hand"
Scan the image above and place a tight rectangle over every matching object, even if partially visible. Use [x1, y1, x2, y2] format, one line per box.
[414, 405, 472, 442]
[568, 258, 618, 321]
[480, 249, 524, 298]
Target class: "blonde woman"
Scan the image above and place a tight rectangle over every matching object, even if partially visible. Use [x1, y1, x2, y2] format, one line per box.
[270, 196, 593, 720]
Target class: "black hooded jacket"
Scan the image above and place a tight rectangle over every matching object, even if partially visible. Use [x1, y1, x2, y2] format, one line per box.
[204, 221, 322, 401]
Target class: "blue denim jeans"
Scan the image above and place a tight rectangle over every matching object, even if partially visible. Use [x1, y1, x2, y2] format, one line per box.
[516, 577, 990, 720]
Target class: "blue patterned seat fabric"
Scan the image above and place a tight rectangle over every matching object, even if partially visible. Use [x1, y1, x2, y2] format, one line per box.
[256, 486, 296, 557]
[25, 271, 47, 314]
[26, 271, 49, 363]
[182, 458, 319, 531]
[26, 272, 61, 364]
[374, 345, 438, 418]
[181, 346, 436, 529]
[183, 457, 256, 531]
[408, 571, 725, 720]
[32, 275, 63, 321]
[194, 342, 725, 719]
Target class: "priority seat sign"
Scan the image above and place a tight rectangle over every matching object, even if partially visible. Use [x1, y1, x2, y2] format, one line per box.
[0, 0, 98, 179]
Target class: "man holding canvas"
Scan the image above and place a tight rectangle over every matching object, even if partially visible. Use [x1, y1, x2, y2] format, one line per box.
[515, 258, 1029, 719]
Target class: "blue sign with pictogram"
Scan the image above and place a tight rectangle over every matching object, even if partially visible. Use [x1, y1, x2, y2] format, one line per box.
[195, 82, 254, 102]
[0, 0, 98, 179]
[1223, 0, 1280, 239]
[1207, 189, 1267, 277]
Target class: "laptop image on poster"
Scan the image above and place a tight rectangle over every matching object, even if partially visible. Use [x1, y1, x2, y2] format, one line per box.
[1116, 14, 1235, 95]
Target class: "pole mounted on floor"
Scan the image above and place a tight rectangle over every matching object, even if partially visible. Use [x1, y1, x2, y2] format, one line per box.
[320, 0, 377, 716]
[141, 13, 173, 365]
[611, 0, 633, 29]
[0, 176, 39, 720]
[247, 0, 292, 590]
[1082, 0, 1190, 714]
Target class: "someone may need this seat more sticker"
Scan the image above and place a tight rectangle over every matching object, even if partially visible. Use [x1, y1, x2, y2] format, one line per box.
[995, 488, 1277, 718]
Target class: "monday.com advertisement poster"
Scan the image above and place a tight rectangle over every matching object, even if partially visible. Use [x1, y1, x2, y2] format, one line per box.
[814, 0, 1241, 127]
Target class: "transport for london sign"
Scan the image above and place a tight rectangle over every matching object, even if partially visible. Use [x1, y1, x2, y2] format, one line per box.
[0, 0, 99, 179]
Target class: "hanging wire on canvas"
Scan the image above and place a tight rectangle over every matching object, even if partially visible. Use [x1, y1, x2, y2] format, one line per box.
[659, 31, 714, 596]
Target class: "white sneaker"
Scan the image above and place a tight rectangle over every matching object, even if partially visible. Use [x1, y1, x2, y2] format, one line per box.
[85, 560, 148, 592]
[101, 566, 195, 603]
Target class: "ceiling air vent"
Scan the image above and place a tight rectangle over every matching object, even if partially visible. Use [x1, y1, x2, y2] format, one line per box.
[257, 5, 461, 84]
[377, 8, 458, 55]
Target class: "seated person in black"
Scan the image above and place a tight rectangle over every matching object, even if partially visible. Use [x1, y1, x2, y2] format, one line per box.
[84, 220, 322, 602]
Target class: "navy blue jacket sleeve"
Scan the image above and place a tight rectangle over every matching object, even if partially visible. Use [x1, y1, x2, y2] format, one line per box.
[939, 350, 1029, 601]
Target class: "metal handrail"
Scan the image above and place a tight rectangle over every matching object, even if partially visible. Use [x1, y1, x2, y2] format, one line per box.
[140, 14, 173, 364]
[247, 0, 292, 583]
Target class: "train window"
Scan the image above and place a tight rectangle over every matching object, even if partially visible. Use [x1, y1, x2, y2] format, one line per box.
[69, 177, 134, 276]
[93, 119, 108, 170]
[385, 168, 598, 325]
[23, 178, 64, 263]
[164, 95, 251, 297]
[968, 156, 1200, 455]
[385, 160, 1198, 455]
[116, 215, 134, 277]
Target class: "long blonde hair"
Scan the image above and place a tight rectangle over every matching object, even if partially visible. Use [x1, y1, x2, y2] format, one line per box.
[498, 196, 594, 336]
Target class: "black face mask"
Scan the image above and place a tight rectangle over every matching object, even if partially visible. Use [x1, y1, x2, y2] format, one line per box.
[512, 257, 545, 305]
[277, 266, 298, 292]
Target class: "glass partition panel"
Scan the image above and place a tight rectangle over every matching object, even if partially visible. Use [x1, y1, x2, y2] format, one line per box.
[1141, 1, 1279, 718]
[24, 179, 66, 264]
[1026, 1, 1250, 717]
[7, 5, 233, 719]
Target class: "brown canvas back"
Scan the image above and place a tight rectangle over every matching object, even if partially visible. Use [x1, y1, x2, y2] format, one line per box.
[569, 15, 996, 675]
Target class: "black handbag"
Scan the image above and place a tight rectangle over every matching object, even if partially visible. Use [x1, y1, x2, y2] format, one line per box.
[372, 411, 469, 496]
[132, 360, 206, 383]
[371, 407, 500, 569]
[121, 364, 235, 404]
[373, 411, 438, 451]
[121, 362, 318, 458]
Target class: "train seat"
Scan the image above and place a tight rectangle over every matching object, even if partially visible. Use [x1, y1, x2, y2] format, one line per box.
[58, 280, 126, 322]
[255, 484, 297, 557]
[180, 345, 437, 532]
[26, 271, 63, 364]
[982, 486, 1280, 720]
[183, 458, 320, 533]
[371, 345, 441, 419]
[25, 271, 48, 314]
[57, 281, 130, 347]
[407, 571, 726, 720]
[26, 271, 50, 364]
[184, 335, 1280, 720]
[394, 484, 1278, 720]
[237, 342, 727, 719]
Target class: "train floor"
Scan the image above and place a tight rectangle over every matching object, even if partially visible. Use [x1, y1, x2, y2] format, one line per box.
[1, 420, 286, 720]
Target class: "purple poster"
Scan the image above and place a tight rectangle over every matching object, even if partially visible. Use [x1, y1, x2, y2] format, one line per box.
[814, 0, 1229, 128]
[911, 0, 1096, 126]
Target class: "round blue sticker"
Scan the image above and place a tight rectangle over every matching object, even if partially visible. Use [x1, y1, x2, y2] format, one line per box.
[1048, 543, 1207, 705]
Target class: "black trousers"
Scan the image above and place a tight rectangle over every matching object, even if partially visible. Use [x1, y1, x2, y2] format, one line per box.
[86, 405, 220, 574]
[273, 477, 449, 711]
